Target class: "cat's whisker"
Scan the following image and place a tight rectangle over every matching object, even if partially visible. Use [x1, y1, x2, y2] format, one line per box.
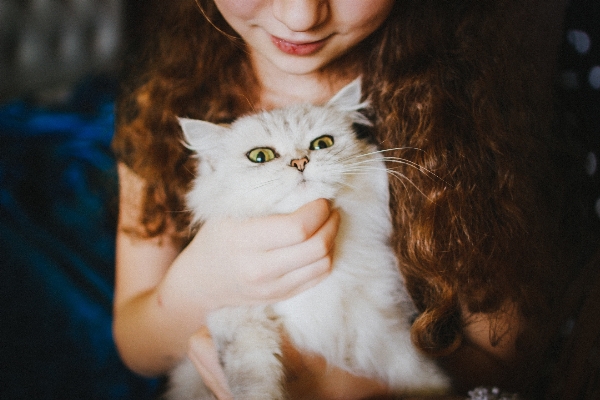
[336, 181, 361, 192]
[342, 153, 450, 187]
[332, 164, 434, 200]
[346, 154, 421, 171]
[383, 159, 451, 188]
[348, 146, 425, 159]
[338, 147, 424, 163]
[246, 179, 280, 193]
[386, 169, 433, 199]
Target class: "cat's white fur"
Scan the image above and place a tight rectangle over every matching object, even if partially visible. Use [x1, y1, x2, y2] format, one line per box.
[168, 79, 449, 399]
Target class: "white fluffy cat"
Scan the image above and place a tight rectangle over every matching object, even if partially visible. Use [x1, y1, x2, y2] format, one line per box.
[167, 79, 449, 399]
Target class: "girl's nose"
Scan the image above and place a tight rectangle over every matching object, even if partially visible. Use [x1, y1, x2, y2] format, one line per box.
[272, 0, 328, 32]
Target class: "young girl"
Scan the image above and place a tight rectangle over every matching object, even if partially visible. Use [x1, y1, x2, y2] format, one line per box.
[112, 0, 591, 398]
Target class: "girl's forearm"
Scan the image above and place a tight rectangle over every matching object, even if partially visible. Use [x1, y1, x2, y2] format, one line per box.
[112, 286, 203, 377]
[112, 245, 214, 377]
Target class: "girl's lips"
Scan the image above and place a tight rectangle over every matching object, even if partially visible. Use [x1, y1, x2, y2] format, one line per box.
[270, 35, 329, 56]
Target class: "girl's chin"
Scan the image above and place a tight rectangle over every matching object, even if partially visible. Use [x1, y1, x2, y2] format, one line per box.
[251, 46, 339, 76]
[265, 46, 357, 77]
[266, 56, 330, 76]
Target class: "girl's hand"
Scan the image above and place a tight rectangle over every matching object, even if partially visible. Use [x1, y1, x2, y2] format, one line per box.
[159, 198, 340, 321]
[188, 327, 233, 400]
[171, 199, 339, 399]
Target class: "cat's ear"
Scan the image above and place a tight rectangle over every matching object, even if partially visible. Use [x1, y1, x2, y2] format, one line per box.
[178, 117, 225, 174]
[178, 117, 227, 152]
[327, 77, 372, 126]
[327, 77, 366, 111]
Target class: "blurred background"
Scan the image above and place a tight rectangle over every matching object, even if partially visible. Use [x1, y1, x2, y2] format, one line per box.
[1, 0, 121, 102]
[0, 0, 160, 399]
[0, 0, 598, 399]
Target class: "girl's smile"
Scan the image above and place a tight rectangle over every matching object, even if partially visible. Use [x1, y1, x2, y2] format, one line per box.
[269, 34, 331, 56]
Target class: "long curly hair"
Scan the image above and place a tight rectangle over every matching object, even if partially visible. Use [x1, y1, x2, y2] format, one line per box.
[113, 0, 573, 358]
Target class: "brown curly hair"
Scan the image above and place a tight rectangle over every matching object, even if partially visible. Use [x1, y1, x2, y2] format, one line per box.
[113, 0, 573, 358]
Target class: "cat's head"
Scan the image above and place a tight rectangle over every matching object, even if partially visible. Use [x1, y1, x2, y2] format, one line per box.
[179, 78, 377, 220]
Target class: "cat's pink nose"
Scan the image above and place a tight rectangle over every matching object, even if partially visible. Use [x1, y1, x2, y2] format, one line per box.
[290, 156, 309, 172]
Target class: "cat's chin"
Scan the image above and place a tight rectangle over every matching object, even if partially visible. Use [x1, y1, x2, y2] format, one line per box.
[272, 182, 337, 214]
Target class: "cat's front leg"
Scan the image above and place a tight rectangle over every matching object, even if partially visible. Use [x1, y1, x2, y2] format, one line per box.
[210, 306, 286, 400]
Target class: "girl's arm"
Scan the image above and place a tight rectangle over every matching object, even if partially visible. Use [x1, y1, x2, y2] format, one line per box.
[112, 162, 339, 377]
[112, 163, 185, 376]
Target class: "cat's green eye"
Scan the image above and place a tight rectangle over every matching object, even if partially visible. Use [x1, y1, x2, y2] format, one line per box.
[309, 135, 334, 150]
[247, 147, 278, 163]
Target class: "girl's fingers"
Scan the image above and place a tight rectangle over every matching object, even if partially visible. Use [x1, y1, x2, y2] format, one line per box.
[188, 328, 233, 400]
[242, 199, 333, 250]
[266, 208, 340, 278]
[188, 198, 339, 307]
[272, 256, 333, 300]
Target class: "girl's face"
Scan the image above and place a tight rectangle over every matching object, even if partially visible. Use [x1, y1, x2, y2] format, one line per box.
[213, 0, 394, 76]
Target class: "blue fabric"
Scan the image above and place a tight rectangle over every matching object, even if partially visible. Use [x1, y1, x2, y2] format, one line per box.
[0, 77, 159, 399]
